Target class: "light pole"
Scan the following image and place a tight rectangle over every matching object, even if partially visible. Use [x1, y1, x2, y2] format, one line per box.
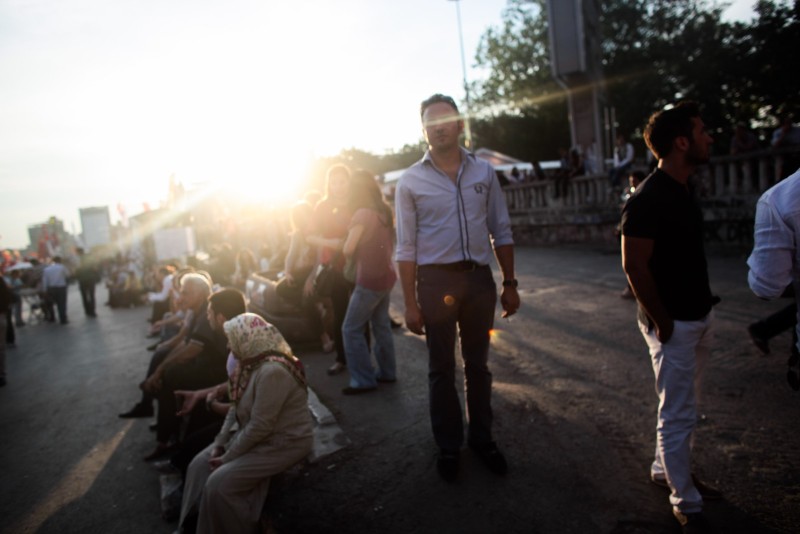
[448, 0, 473, 149]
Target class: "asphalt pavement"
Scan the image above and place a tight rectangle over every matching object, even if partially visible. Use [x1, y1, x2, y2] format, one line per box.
[1, 245, 798, 534]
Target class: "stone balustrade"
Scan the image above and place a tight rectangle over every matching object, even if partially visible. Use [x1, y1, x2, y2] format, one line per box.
[503, 147, 800, 247]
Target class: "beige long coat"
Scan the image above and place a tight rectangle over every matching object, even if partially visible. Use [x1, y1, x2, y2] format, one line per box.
[180, 361, 313, 534]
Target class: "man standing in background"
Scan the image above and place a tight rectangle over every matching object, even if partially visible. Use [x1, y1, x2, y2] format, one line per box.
[621, 101, 721, 533]
[42, 256, 69, 325]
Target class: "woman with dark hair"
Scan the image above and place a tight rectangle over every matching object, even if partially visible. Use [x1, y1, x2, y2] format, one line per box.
[305, 164, 354, 375]
[276, 200, 335, 352]
[338, 169, 397, 394]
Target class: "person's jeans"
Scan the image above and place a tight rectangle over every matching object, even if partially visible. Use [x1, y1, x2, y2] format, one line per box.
[417, 265, 497, 451]
[639, 311, 713, 514]
[342, 285, 396, 388]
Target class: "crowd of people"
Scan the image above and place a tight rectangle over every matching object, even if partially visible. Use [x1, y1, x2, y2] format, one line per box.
[1, 94, 798, 534]
[101, 156, 403, 532]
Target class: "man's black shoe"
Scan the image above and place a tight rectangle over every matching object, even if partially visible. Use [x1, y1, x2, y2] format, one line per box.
[469, 441, 508, 475]
[673, 510, 714, 533]
[747, 325, 770, 355]
[119, 403, 154, 418]
[437, 449, 459, 482]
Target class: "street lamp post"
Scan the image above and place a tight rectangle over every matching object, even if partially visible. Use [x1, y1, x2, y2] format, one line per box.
[448, 0, 473, 149]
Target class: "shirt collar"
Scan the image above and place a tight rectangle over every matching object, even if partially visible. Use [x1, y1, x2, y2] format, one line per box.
[422, 147, 475, 167]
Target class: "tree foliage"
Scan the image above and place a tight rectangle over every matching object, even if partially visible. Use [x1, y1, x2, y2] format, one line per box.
[469, 0, 799, 159]
[470, 0, 570, 162]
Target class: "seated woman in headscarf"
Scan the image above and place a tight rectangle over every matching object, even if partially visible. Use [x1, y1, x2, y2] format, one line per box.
[179, 313, 313, 534]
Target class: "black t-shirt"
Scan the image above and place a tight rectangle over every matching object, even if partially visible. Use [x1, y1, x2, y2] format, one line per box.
[185, 302, 229, 378]
[621, 169, 713, 322]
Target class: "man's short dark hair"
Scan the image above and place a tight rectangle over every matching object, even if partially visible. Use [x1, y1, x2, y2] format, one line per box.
[643, 101, 701, 160]
[420, 94, 459, 118]
[208, 288, 246, 320]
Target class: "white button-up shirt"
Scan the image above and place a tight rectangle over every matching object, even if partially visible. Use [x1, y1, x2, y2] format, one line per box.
[395, 149, 514, 266]
[747, 168, 800, 350]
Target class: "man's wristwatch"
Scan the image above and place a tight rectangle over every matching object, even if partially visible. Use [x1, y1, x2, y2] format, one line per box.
[502, 279, 518, 288]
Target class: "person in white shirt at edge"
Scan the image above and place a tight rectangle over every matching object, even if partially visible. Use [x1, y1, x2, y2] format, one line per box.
[394, 93, 520, 482]
[747, 167, 800, 384]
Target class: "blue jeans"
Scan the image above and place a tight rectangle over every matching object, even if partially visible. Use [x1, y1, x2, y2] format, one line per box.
[417, 265, 496, 450]
[342, 285, 396, 389]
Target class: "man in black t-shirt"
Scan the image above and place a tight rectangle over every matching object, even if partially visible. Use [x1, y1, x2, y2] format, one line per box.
[621, 102, 720, 533]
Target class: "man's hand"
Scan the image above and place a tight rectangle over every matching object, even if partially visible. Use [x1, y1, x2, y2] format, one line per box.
[175, 389, 203, 416]
[404, 303, 425, 335]
[284, 272, 295, 286]
[500, 286, 520, 318]
[655, 318, 674, 344]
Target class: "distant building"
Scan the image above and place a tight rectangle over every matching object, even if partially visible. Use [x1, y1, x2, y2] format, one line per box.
[79, 206, 112, 249]
[28, 216, 70, 260]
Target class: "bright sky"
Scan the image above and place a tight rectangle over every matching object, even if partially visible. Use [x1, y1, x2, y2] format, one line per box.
[0, 0, 756, 250]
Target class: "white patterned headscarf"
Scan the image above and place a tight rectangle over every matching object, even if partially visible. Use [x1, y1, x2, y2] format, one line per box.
[223, 313, 293, 361]
[223, 313, 304, 402]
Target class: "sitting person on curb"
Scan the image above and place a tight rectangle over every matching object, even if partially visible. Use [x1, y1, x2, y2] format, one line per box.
[119, 273, 198, 420]
[148, 268, 195, 343]
[147, 265, 175, 324]
[153, 289, 250, 483]
[178, 313, 313, 534]
[140, 276, 244, 461]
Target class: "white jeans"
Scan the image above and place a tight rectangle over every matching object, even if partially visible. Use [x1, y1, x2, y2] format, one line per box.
[639, 310, 713, 514]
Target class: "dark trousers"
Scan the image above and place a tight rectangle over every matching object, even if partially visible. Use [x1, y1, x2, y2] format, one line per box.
[79, 282, 96, 316]
[156, 359, 226, 444]
[5, 311, 13, 345]
[138, 345, 173, 407]
[329, 271, 353, 365]
[151, 299, 170, 323]
[417, 265, 497, 450]
[47, 286, 68, 324]
[171, 419, 223, 479]
[751, 303, 797, 340]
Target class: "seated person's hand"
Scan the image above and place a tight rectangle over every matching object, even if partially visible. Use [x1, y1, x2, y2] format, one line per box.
[208, 446, 225, 471]
[303, 275, 315, 298]
[175, 389, 202, 416]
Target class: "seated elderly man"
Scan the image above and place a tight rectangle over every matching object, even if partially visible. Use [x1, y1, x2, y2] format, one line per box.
[150, 274, 246, 459]
[139, 275, 245, 460]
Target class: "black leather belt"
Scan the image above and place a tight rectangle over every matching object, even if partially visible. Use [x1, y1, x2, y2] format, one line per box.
[419, 261, 486, 272]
